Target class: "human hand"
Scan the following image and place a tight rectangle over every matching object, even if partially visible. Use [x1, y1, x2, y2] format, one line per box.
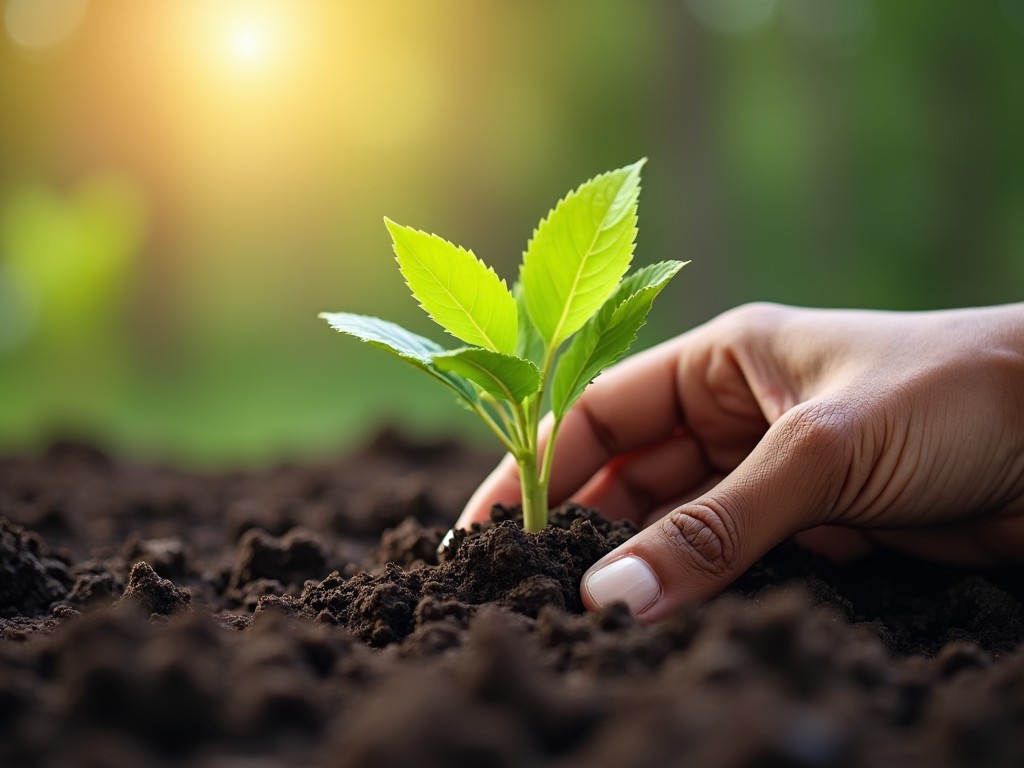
[456, 302, 1024, 621]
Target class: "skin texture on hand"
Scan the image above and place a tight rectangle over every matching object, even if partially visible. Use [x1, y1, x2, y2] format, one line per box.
[457, 302, 1024, 621]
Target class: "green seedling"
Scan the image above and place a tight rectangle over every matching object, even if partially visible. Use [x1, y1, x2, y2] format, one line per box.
[320, 160, 686, 532]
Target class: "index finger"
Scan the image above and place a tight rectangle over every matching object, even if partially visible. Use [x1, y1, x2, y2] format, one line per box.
[456, 336, 688, 528]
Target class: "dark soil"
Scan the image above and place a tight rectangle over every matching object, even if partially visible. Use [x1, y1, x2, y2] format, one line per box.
[2, 428, 1024, 767]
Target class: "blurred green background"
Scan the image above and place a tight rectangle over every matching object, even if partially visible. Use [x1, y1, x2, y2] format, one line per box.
[1, 0, 1022, 466]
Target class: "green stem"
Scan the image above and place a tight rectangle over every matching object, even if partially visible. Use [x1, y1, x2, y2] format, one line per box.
[513, 399, 533, 453]
[482, 393, 522, 448]
[518, 451, 547, 532]
[472, 402, 517, 455]
[515, 341, 561, 531]
[539, 415, 562, 490]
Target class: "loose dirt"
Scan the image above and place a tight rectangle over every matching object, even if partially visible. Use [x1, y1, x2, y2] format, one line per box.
[2, 430, 1023, 767]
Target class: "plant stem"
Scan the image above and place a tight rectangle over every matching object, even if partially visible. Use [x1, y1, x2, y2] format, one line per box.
[482, 392, 521, 447]
[516, 341, 560, 531]
[538, 416, 562, 489]
[471, 402, 517, 455]
[517, 451, 547, 532]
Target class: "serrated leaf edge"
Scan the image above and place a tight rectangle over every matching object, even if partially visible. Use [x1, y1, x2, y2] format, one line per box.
[550, 259, 685, 416]
[520, 158, 646, 346]
[386, 218, 517, 355]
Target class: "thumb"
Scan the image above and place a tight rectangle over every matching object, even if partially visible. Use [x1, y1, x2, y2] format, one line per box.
[580, 399, 853, 620]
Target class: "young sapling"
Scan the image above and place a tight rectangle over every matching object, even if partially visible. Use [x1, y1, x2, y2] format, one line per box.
[320, 159, 686, 532]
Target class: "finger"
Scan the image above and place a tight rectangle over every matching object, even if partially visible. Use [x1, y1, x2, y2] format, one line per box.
[543, 337, 690, 501]
[580, 398, 853, 619]
[570, 427, 714, 526]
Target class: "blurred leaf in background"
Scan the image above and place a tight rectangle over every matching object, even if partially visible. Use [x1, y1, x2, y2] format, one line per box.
[1, 175, 145, 344]
[0, 0, 1022, 466]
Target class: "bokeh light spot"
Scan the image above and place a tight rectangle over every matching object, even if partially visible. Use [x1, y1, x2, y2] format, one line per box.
[4, 0, 89, 51]
[784, 0, 873, 41]
[685, 0, 778, 36]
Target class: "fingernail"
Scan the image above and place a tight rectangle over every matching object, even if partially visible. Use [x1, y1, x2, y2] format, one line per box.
[437, 528, 455, 557]
[582, 555, 661, 615]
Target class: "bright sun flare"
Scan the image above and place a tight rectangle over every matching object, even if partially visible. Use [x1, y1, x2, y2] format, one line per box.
[227, 21, 271, 65]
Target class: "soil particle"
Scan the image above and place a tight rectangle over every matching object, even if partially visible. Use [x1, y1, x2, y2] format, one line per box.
[122, 533, 192, 581]
[0, 518, 68, 618]
[67, 570, 122, 608]
[228, 526, 333, 596]
[119, 561, 191, 617]
[375, 516, 444, 568]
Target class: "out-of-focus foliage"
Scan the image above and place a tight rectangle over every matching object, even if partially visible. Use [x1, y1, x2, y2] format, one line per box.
[0, 0, 1021, 465]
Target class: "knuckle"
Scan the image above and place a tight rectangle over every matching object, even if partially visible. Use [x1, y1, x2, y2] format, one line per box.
[703, 302, 789, 359]
[778, 398, 858, 462]
[772, 398, 861, 515]
[718, 301, 785, 333]
[659, 502, 741, 577]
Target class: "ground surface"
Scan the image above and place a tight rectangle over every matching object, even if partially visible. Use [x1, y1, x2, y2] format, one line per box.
[2, 430, 1024, 767]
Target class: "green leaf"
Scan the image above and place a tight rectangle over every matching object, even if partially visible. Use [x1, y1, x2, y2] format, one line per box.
[607, 259, 687, 311]
[432, 348, 541, 404]
[513, 281, 545, 367]
[319, 311, 441, 363]
[520, 159, 645, 348]
[386, 219, 517, 354]
[318, 311, 478, 406]
[551, 260, 686, 417]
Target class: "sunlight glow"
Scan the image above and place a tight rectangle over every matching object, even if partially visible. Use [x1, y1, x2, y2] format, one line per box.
[227, 20, 272, 66]
[190, 1, 294, 74]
